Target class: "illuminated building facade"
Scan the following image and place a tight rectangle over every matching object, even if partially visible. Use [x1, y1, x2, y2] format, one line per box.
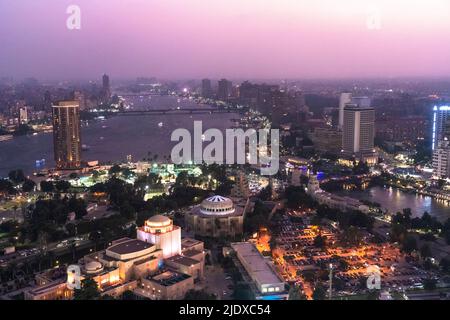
[137, 215, 182, 258]
[25, 217, 205, 300]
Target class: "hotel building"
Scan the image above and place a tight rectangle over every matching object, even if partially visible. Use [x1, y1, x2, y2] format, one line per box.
[341, 103, 377, 165]
[52, 101, 82, 169]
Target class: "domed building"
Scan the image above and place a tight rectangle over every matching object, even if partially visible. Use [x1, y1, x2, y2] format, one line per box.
[185, 195, 247, 238]
[137, 214, 181, 258]
[84, 261, 104, 275]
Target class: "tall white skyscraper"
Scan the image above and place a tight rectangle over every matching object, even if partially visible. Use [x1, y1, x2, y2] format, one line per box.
[338, 93, 352, 130]
[342, 104, 376, 163]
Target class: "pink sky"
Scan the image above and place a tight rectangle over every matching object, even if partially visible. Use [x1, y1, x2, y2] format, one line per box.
[0, 0, 450, 80]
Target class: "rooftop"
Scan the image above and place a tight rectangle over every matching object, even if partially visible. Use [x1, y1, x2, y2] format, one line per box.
[181, 237, 202, 250]
[148, 270, 191, 287]
[107, 238, 153, 256]
[166, 254, 200, 267]
[231, 242, 284, 285]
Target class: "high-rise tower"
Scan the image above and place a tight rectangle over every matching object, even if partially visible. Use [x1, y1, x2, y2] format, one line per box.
[52, 101, 82, 169]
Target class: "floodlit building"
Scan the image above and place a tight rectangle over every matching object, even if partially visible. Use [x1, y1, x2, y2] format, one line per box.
[25, 217, 205, 300]
[185, 195, 247, 238]
[137, 215, 181, 258]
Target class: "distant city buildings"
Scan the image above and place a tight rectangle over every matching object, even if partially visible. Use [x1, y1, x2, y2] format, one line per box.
[351, 96, 371, 108]
[376, 116, 428, 145]
[311, 127, 342, 156]
[52, 101, 82, 169]
[201, 79, 212, 98]
[18, 107, 28, 124]
[217, 79, 232, 101]
[102, 74, 111, 103]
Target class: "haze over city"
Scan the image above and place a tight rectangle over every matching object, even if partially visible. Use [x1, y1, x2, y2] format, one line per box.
[1, 0, 450, 80]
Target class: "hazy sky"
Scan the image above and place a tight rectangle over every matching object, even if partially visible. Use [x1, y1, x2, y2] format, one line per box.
[1, 0, 450, 80]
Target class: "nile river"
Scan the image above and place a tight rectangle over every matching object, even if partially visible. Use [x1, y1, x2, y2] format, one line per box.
[335, 186, 450, 222]
[0, 95, 239, 177]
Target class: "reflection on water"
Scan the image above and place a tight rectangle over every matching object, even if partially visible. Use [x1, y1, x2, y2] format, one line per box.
[336, 186, 450, 221]
[0, 96, 239, 176]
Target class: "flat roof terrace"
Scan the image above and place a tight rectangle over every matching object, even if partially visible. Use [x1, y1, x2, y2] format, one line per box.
[105, 238, 156, 260]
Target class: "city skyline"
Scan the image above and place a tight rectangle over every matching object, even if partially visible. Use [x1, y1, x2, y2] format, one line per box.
[1, 0, 450, 80]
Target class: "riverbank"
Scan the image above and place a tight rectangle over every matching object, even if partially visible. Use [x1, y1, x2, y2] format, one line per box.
[333, 185, 450, 222]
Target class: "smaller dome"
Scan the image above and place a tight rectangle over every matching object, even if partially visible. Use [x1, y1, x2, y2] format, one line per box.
[146, 215, 171, 227]
[85, 261, 103, 274]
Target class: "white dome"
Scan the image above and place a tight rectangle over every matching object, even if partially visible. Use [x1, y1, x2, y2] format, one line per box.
[147, 215, 171, 227]
[200, 195, 235, 216]
[85, 261, 103, 274]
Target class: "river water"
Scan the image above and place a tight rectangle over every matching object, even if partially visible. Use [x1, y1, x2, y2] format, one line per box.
[0, 95, 239, 177]
[335, 186, 450, 222]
